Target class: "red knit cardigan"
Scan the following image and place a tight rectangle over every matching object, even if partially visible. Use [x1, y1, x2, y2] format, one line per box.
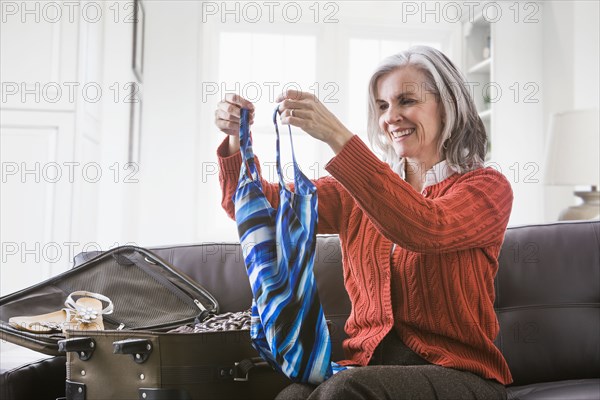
[217, 135, 514, 385]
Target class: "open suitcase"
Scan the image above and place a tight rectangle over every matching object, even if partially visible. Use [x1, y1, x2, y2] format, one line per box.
[0, 246, 290, 400]
[61, 329, 289, 400]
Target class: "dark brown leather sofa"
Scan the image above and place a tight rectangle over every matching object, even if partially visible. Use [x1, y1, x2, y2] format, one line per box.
[2, 220, 599, 399]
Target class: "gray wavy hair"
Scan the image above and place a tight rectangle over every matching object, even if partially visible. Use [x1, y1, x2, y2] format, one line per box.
[367, 45, 487, 174]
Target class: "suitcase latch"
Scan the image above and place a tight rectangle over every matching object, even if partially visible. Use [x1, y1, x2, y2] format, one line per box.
[113, 338, 153, 364]
[233, 358, 269, 382]
[232, 362, 249, 382]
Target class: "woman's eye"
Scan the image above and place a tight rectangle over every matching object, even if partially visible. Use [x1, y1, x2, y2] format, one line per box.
[378, 104, 388, 111]
[400, 98, 415, 105]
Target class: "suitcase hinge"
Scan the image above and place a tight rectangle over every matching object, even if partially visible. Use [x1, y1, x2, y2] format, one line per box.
[194, 299, 207, 311]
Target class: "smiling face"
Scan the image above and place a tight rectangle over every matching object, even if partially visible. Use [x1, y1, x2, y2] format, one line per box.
[376, 66, 445, 170]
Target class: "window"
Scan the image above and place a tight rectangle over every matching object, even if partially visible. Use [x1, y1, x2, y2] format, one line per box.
[200, 20, 451, 241]
[218, 31, 320, 183]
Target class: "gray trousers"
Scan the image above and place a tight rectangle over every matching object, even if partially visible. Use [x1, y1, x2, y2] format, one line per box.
[275, 331, 507, 400]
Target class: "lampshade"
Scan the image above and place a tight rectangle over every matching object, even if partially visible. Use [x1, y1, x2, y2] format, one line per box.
[544, 108, 600, 187]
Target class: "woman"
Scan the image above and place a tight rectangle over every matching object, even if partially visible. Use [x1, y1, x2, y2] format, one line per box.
[215, 46, 513, 400]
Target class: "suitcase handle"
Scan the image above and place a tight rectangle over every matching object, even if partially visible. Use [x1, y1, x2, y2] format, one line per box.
[58, 337, 96, 361]
[113, 338, 153, 364]
[233, 357, 271, 382]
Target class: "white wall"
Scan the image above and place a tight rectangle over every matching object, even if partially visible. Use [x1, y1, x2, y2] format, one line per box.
[0, 0, 111, 294]
[136, 1, 201, 246]
[96, 3, 142, 248]
[574, 0, 600, 109]
[542, 1, 575, 222]
[542, 0, 600, 222]
[491, 1, 545, 226]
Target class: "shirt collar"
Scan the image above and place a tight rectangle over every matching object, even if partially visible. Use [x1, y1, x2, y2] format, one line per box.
[398, 158, 458, 191]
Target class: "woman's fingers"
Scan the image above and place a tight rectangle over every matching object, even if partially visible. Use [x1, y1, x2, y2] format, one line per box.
[215, 117, 240, 135]
[277, 96, 311, 127]
[276, 90, 318, 121]
[275, 89, 312, 103]
[217, 100, 255, 120]
[275, 90, 353, 152]
[278, 107, 304, 127]
[215, 107, 237, 122]
[224, 93, 255, 112]
[215, 107, 253, 124]
[214, 94, 255, 135]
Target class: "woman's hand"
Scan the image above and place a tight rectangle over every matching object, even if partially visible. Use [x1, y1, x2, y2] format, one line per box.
[276, 89, 354, 154]
[215, 94, 255, 155]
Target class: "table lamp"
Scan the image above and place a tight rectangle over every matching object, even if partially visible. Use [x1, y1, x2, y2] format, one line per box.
[544, 108, 600, 220]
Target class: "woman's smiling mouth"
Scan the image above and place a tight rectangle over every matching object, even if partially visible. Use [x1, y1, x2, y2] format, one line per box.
[390, 128, 415, 139]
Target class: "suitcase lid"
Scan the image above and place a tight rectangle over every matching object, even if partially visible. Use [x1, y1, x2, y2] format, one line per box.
[0, 245, 219, 355]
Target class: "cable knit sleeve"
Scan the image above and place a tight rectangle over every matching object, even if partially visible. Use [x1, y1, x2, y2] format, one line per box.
[325, 135, 513, 253]
[216, 136, 352, 234]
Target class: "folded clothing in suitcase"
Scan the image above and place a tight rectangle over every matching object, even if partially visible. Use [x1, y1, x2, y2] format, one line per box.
[0, 246, 219, 355]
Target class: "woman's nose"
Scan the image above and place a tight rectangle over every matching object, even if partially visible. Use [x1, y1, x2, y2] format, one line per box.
[385, 106, 403, 125]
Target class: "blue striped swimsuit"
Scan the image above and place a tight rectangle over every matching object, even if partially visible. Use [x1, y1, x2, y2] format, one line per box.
[233, 107, 346, 384]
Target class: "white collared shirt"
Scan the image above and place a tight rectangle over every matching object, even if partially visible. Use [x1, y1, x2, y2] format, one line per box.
[398, 158, 458, 196]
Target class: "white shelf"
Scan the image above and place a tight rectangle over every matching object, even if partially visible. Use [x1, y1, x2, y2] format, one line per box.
[463, 6, 493, 161]
[472, 12, 488, 28]
[468, 57, 491, 74]
[463, 12, 489, 37]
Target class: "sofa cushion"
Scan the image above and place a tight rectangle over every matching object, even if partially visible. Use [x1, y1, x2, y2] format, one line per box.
[0, 355, 65, 400]
[507, 379, 600, 400]
[495, 221, 600, 386]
